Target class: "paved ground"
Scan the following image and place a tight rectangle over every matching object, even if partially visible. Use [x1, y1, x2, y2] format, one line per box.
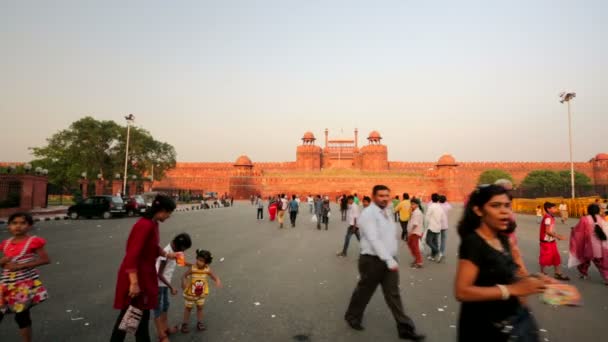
[0, 202, 606, 342]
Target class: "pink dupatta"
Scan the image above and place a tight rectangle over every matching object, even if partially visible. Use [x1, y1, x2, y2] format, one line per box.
[568, 215, 608, 268]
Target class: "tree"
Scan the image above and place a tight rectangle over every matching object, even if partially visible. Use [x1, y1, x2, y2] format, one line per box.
[520, 170, 592, 196]
[478, 169, 514, 185]
[557, 170, 591, 187]
[31, 116, 176, 193]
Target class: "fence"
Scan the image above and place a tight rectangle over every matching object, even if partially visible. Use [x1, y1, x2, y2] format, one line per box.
[511, 184, 608, 199]
[512, 196, 600, 218]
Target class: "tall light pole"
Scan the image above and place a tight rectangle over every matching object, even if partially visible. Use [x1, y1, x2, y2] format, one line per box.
[123, 114, 135, 195]
[559, 92, 576, 198]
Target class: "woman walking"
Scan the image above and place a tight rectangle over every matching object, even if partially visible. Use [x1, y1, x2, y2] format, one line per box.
[568, 204, 608, 285]
[454, 185, 550, 342]
[110, 195, 177, 342]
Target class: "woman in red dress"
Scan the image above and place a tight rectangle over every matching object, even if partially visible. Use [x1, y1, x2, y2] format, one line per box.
[268, 198, 278, 221]
[110, 195, 177, 342]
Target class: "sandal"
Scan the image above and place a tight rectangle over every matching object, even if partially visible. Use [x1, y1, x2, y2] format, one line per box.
[180, 323, 189, 334]
[555, 273, 571, 281]
[197, 321, 207, 331]
[166, 325, 179, 335]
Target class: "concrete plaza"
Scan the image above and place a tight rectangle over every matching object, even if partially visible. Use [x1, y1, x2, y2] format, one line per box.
[0, 202, 606, 342]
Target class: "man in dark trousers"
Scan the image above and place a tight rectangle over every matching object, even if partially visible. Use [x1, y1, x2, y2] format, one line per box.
[344, 185, 425, 341]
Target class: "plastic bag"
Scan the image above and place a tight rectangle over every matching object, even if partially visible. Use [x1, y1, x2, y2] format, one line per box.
[311, 215, 318, 223]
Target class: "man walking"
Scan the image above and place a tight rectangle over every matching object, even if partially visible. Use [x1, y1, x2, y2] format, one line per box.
[394, 193, 411, 241]
[256, 195, 264, 220]
[337, 195, 360, 257]
[278, 194, 288, 228]
[344, 185, 425, 341]
[307, 194, 314, 214]
[288, 195, 299, 228]
[340, 195, 348, 221]
[314, 195, 324, 230]
[438, 195, 451, 262]
[424, 193, 443, 262]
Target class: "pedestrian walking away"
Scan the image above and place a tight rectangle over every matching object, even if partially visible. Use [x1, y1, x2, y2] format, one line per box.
[278, 194, 288, 229]
[256, 196, 264, 220]
[438, 195, 452, 262]
[340, 195, 348, 222]
[568, 204, 608, 285]
[314, 195, 324, 230]
[407, 199, 424, 268]
[288, 195, 299, 228]
[337, 196, 361, 257]
[394, 193, 411, 241]
[424, 193, 443, 262]
[344, 185, 425, 341]
[307, 195, 314, 214]
[321, 197, 331, 230]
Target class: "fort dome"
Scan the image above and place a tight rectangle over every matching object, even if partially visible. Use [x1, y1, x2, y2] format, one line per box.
[437, 154, 457, 166]
[368, 131, 382, 140]
[595, 153, 608, 161]
[234, 155, 253, 167]
[302, 131, 316, 140]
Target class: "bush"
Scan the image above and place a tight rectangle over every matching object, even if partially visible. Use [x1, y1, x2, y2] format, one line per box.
[478, 169, 514, 185]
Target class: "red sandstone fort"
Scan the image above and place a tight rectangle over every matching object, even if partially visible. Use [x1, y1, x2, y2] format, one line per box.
[155, 129, 608, 201]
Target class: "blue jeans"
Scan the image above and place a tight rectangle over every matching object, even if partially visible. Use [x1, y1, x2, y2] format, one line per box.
[342, 226, 361, 255]
[440, 230, 447, 255]
[153, 286, 170, 318]
[426, 231, 440, 258]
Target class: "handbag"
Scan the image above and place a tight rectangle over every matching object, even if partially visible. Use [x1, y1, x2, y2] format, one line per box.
[495, 307, 540, 342]
[118, 299, 144, 334]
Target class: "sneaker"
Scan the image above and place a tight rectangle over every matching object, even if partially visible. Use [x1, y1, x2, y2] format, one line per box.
[555, 273, 570, 281]
[427, 256, 435, 261]
[336, 252, 346, 257]
[398, 331, 425, 341]
[436, 255, 444, 263]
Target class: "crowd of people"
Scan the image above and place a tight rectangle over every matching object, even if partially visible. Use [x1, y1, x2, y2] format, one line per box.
[1, 184, 608, 342]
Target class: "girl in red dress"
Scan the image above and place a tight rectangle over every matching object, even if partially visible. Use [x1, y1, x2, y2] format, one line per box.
[0, 212, 50, 342]
[110, 195, 177, 342]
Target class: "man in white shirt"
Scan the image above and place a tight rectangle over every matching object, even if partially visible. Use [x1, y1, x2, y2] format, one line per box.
[344, 185, 424, 341]
[307, 195, 314, 213]
[438, 195, 452, 262]
[336, 196, 360, 257]
[424, 193, 443, 262]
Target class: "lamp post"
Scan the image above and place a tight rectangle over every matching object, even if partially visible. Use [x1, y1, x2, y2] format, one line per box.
[123, 114, 135, 195]
[559, 91, 576, 199]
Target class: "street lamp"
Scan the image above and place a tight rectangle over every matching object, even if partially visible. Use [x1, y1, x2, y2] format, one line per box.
[559, 91, 576, 199]
[123, 114, 135, 195]
[42, 169, 48, 175]
[24, 163, 32, 173]
[81, 171, 87, 179]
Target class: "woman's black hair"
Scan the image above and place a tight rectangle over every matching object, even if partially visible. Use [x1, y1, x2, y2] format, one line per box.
[172, 233, 192, 251]
[411, 198, 424, 213]
[588, 204, 607, 241]
[457, 185, 509, 238]
[544, 201, 556, 213]
[8, 212, 34, 226]
[196, 249, 213, 264]
[143, 194, 176, 219]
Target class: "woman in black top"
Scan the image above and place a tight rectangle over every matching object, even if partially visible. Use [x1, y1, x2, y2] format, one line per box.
[454, 185, 550, 342]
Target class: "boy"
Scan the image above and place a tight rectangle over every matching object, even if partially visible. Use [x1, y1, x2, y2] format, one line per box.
[155, 233, 192, 340]
[539, 202, 570, 280]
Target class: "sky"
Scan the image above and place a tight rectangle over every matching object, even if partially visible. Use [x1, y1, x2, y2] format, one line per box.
[0, 0, 606, 163]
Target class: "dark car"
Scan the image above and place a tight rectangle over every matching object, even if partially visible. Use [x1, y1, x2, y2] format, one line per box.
[124, 195, 147, 217]
[68, 196, 126, 219]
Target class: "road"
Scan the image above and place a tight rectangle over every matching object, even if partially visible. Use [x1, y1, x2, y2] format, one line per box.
[0, 202, 606, 342]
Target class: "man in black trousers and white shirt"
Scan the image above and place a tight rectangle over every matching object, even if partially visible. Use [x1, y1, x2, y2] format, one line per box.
[344, 185, 425, 341]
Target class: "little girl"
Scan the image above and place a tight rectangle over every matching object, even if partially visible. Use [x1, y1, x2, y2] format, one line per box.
[0, 212, 50, 342]
[180, 249, 221, 333]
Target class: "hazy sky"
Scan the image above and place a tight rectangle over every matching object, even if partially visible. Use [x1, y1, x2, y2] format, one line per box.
[1, 0, 606, 163]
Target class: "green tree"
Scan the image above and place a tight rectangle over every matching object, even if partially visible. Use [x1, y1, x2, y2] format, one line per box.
[521, 170, 591, 196]
[31, 116, 176, 193]
[557, 170, 591, 187]
[478, 169, 514, 185]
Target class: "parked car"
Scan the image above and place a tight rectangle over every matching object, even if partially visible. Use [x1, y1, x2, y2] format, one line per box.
[67, 196, 126, 219]
[124, 195, 147, 217]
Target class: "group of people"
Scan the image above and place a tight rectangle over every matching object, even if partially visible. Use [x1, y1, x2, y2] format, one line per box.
[253, 194, 335, 230]
[2, 185, 608, 342]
